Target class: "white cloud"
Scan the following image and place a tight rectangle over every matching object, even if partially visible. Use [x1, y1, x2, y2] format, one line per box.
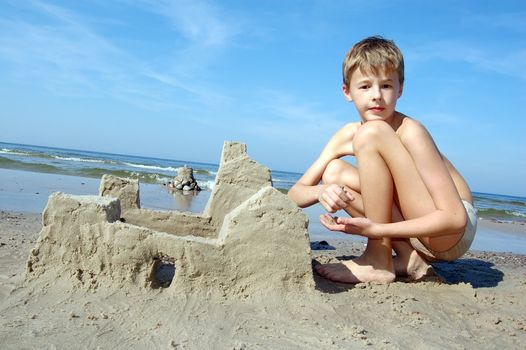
[0, 1, 245, 112]
[141, 0, 239, 47]
[0, 3, 154, 104]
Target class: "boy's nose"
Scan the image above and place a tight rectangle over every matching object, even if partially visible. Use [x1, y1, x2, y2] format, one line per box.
[372, 86, 382, 100]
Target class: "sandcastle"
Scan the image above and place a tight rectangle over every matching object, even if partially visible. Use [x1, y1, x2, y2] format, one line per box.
[24, 142, 314, 298]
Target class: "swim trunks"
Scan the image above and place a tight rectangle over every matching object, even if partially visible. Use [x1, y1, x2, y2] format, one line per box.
[410, 200, 477, 262]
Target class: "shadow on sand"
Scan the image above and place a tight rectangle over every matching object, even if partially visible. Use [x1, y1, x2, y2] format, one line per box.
[313, 256, 504, 293]
[432, 258, 504, 288]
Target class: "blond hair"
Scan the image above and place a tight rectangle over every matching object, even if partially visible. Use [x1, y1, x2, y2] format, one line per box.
[342, 36, 404, 88]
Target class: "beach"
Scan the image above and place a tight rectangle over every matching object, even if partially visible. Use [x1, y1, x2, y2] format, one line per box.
[1, 168, 526, 349]
[2, 1, 525, 348]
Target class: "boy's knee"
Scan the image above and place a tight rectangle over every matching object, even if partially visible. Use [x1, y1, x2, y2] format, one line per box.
[322, 159, 346, 184]
[353, 121, 392, 151]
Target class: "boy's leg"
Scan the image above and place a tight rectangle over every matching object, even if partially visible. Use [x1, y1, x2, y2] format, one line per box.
[321, 159, 364, 217]
[389, 204, 432, 279]
[391, 239, 434, 280]
[354, 121, 439, 281]
[316, 121, 439, 283]
[316, 149, 396, 283]
[320, 158, 431, 280]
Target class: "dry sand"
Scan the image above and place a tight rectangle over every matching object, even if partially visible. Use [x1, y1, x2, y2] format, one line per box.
[1, 210, 525, 349]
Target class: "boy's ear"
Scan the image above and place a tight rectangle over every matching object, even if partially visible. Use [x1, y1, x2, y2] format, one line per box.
[398, 83, 404, 98]
[342, 84, 353, 102]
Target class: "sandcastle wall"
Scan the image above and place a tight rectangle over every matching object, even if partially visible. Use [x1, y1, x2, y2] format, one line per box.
[24, 142, 314, 297]
[98, 142, 272, 238]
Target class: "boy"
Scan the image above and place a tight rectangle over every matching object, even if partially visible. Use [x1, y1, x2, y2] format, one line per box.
[288, 36, 477, 284]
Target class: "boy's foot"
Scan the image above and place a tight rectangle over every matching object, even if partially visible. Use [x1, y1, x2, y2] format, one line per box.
[394, 250, 434, 281]
[314, 258, 395, 284]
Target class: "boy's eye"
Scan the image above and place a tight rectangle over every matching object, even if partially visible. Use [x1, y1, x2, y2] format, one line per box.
[382, 84, 392, 88]
[359, 85, 369, 89]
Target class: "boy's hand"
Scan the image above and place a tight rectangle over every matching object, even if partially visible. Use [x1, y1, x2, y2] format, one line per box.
[318, 184, 354, 213]
[320, 214, 375, 237]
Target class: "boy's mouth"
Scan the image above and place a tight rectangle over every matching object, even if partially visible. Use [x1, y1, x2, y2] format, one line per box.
[369, 106, 385, 112]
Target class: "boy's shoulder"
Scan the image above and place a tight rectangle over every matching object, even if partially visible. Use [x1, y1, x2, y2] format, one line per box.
[397, 114, 432, 141]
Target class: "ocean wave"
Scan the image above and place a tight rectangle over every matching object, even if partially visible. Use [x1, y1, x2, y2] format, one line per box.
[0, 148, 23, 155]
[199, 180, 216, 191]
[271, 178, 293, 183]
[122, 162, 179, 173]
[0, 156, 62, 173]
[0, 157, 172, 185]
[0, 153, 220, 188]
[194, 169, 213, 176]
[76, 168, 172, 184]
[0, 145, 122, 166]
[477, 208, 526, 223]
[0, 148, 56, 160]
[474, 194, 526, 208]
[53, 155, 113, 164]
[121, 162, 214, 177]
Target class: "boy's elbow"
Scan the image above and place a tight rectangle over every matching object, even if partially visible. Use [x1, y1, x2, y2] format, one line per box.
[451, 209, 468, 233]
[287, 186, 299, 204]
[287, 185, 308, 208]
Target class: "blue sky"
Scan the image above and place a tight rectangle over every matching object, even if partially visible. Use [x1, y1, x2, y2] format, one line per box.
[0, 0, 525, 197]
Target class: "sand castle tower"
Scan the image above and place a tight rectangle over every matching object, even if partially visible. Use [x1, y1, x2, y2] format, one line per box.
[25, 142, 314, 298]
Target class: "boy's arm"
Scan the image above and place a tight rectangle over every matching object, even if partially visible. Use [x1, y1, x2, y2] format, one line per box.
[398, 120, 467, 235]
[322, 211, 464, 239]
[322, 120, 467, 237]
[288, 123, 358, 208]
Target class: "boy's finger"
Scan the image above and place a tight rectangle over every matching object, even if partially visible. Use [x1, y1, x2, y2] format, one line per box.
[320, 214, 336, 225]
[326, 192, 346, 211]
[323, 195, 339, 212]
[340, 186, 354, 201]
[328, 215, 338, 225]
[321, 201, 337, 213]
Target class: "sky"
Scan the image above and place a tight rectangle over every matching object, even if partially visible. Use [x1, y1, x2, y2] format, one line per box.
[0, 0, 525, 197]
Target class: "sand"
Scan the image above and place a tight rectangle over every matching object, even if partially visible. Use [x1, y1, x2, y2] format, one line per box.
[1, 141, 526, 350]
[1, 210, 525, 349]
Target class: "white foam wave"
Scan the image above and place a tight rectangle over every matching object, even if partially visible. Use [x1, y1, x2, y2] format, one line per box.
[123, 162, 178, 172]
[53, 156, 105, 163]
[272, 178, 295, 183]
[199, 180, 216, 191]
[0, 149, 26, 156]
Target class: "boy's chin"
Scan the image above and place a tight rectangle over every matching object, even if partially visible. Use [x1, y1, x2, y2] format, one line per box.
[360, 111, 397, 122]
[361, 115, 389, 122]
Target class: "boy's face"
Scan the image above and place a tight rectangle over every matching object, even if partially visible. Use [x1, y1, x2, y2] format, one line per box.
[343, 68, 403, 123]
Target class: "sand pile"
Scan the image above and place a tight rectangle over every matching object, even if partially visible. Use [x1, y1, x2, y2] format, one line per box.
[24, 141, 314, 298]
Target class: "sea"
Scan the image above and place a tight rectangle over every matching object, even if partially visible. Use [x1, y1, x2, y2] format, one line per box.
[1, 141, 525, 225]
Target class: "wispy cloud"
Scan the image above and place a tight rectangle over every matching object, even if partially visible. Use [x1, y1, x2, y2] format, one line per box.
[241, 89, 346, 143]
[467, 11, 526, 33]
[138, 0, 240, 48]
[0, 2, 161, 108]
[0, 1, 244, 111]
[406, 39, 526, 80]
